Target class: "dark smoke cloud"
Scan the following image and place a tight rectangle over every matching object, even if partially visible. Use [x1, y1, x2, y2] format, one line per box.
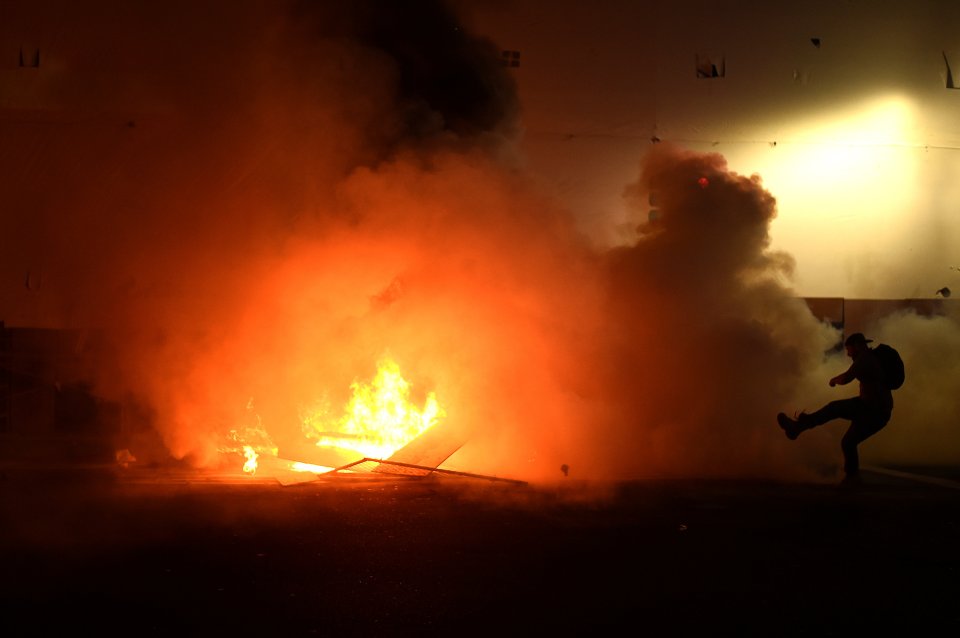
[4, 1, 853, 481]
[291, 0, 519, 146]
[0, 0, 517, 330]
[449, 146, 836, 480]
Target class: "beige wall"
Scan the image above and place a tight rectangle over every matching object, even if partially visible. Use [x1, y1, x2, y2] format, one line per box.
[461, 0, 960, 297]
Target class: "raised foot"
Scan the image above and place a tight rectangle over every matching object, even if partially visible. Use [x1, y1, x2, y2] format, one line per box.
[777, 412, 800, 440]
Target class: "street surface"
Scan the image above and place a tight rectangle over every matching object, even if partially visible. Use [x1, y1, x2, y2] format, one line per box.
[2, 466, 958, 635]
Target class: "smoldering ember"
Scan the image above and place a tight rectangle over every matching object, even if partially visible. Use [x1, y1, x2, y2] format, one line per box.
[1, 1, 959, 634]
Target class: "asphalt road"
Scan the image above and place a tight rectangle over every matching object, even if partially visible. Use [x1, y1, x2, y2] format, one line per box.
[2, 467, 959, 636]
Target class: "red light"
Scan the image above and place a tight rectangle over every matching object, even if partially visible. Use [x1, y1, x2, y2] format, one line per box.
[697, 177, 709, 188]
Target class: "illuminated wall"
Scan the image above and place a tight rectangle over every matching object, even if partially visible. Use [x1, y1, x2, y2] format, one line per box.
[462, 0, 960, 298]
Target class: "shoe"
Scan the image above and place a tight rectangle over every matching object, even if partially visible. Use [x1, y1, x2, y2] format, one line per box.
[777, 412, 801, 440]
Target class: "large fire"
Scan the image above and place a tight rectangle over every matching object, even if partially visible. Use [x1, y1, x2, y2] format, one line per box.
[222, 357, 445, 476]
[301, 357, 445, 460]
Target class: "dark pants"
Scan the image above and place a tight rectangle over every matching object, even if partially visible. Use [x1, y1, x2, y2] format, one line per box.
[805, 398, 891, 475]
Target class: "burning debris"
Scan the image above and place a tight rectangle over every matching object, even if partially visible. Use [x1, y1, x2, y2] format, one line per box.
[219, 422, 278, 473]
[216, 357, 450, 481]
[242, 446, 259, 474]
[299, 357, 445, 461]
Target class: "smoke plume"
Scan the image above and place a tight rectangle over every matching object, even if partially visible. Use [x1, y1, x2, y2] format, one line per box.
[3, 1, 896, 482]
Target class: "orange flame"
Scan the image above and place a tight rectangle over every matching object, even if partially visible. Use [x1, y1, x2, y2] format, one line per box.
[219, 413, 279, 475]
[221, 357, 441, 475]
[301, 357, 445, 460]
[289, 461, 334, 473]
[242, 445, 259, 474]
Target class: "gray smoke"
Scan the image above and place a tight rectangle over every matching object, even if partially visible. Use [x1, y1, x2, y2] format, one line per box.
[5, 2, 911, 482]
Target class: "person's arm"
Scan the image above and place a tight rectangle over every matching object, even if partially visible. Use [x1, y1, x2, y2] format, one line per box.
[829, 361, 857, 387]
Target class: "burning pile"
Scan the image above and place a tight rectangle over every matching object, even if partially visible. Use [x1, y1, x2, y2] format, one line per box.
[217, 357, 444, 477]
[301, 357, 445, 460]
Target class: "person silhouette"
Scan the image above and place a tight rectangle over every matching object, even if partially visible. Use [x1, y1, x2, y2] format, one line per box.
[777, 332, 894, 483]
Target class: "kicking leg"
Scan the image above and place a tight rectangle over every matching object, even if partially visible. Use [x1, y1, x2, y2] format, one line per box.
[805, 398, 862, 427]
[777, 398, 861, 440]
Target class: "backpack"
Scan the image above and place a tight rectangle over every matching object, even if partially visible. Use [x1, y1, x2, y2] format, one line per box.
[872, 343, 905, 390]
